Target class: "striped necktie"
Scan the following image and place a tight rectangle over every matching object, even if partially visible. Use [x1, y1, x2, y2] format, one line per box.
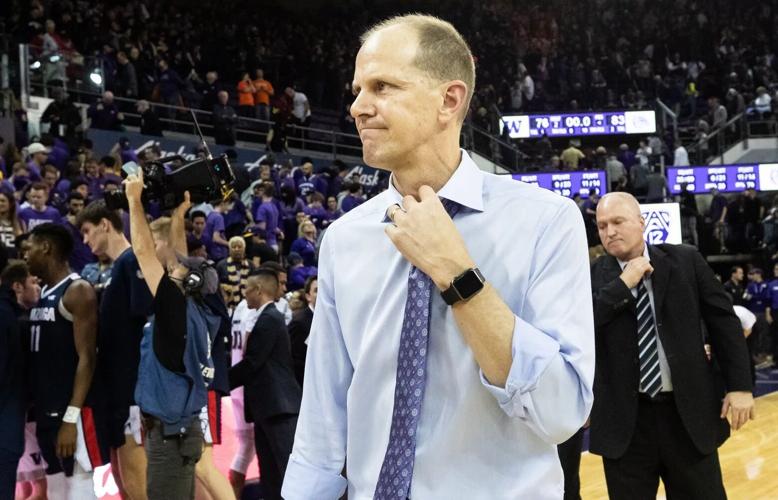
[636, 280, 662, 397]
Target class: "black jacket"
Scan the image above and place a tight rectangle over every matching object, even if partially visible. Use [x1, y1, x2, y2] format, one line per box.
[229, 303, 301, 421]
[0, 285, 26, 456]
[288, 306, 313, 386]
[589, 244, 752, 459]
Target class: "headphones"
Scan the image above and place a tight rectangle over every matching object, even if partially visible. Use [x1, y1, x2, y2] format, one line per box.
[183, 260, 213, 296]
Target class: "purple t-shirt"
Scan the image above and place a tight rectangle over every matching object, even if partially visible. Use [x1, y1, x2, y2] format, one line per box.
[304, 205, 329, 229]
[254, 201, 280, 247]
[26, 160, 42, 181]
[19, 205, 62, 230]
[204, 210, 228, 261]
[341, 194, 364, 213]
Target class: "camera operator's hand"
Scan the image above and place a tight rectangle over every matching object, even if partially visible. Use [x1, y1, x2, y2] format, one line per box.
[123, 169, 145, 204]
[173, 191, 192, 216]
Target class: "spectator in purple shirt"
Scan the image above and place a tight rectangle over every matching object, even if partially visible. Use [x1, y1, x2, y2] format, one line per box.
[290, 220, 318, 267]
[204, 198, 231, 261]
[84, 156, 122, 199]
[323, 195, 342, 228]
[295, 158, 317, 197]
[254, 182, 281, 251]
[278, 184, 306, 243]
[70, 179, 91, 203]
[44, 136, 70, 173]
[328, 160, 350, 199]
[304, 192, 329, 229]
[18, 182, 62, 231]
[41, 165, 66, 212]
[63, 192, 95, 272]
[287, 252, 317, 292]
[189, 210, 207, 248]
[117, 137, 139, 165]
[25, 142, 48, 181]
[341, 182, 365, 213]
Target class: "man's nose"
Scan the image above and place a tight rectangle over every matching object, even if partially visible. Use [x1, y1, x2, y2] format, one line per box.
[350, 89, 373, 120]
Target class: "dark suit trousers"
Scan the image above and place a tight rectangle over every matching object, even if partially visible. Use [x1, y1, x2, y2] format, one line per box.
[255, 413, 298, 500]
[602, 395, 726, 500]
[557, 427, 585, 500]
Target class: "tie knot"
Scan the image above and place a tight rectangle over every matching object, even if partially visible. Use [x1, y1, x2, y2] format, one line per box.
[441, 198, 461, 218]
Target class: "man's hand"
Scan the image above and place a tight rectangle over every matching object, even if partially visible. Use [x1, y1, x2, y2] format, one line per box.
[123, 169, 144, 203]
[721, 391, 755, 431]
[385, 186, 474, 290]
[56, 422, 77, 458]
[173, 191, 192, 217]
[619, 256, 654, 289]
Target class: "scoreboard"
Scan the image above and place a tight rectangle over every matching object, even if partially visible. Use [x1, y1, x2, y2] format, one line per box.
[511, 170, 607, 198]
[665, 164, 778, 194]
[500, 110, 656, 139]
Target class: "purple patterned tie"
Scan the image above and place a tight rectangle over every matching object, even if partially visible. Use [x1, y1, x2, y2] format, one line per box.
[375, 199, 460, 500]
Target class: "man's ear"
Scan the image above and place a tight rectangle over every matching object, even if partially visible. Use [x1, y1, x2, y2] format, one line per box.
[439, 80, 468, 124]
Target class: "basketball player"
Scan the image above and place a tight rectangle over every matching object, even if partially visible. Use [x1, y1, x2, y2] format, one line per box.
[78, 201, 150, 500]
[227, 296, 260, 498]
[25, 223, 108, 498]
[0, 261, 48, 500]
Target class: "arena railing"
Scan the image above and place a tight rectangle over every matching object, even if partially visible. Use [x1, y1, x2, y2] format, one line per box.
[30, 81, 366, 159]
[686, 112, 747, 165]
[21, 44, 526, 172]
[29, 81, 528, 173]
[655, 98, 679, 143]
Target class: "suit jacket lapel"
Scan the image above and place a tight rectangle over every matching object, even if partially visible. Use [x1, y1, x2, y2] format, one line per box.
[648, 245, 670, 320]
[601, 254, 623, 284]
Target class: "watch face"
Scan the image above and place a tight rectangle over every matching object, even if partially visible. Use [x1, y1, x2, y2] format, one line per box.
[455, 269, 485, 299]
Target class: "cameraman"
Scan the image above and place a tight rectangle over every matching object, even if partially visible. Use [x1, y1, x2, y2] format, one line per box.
[123, 171, 222, 500]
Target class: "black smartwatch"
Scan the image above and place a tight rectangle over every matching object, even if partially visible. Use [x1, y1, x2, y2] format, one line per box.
[441, 268, 486, 305]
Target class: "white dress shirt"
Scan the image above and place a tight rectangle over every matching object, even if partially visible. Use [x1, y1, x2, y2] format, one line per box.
[282, 151, 595, 499]
[617, 245, 674, 392]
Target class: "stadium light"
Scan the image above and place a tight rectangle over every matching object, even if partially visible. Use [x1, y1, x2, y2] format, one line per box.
[89, 68, 103, 86]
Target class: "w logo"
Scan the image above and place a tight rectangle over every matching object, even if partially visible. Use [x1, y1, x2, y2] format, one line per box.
[643, 210, 671, 244]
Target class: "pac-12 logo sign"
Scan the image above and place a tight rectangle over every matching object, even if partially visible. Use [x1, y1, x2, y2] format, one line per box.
[642, 210, 671, 244]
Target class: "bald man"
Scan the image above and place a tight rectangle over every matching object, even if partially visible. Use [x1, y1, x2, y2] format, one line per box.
[589, 192, 754, 499]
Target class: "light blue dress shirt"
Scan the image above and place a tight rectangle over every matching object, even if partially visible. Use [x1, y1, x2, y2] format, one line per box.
[281, 151, 595, 500]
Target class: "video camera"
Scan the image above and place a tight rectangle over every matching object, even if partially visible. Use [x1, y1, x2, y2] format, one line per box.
[105, 111, 236, 211]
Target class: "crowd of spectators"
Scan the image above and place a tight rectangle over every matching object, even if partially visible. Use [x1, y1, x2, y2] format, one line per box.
[7, 0, 777, 142]
[4, 0, 778, 266]
[0, 128, 374, 314]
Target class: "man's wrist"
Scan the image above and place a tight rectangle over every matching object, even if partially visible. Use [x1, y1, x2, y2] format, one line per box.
[62, 406, 80, 424]
[432, 259, 476, 291]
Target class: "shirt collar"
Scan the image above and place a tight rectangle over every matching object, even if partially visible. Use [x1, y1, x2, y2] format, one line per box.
[617, 243, 650, 270]
[381, 149, 484, 222]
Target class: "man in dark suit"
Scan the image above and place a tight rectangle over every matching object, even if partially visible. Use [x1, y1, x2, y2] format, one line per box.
[590, 192, 754, 499]
[288, 275, 317, 386]
[229, 270, 301, 500]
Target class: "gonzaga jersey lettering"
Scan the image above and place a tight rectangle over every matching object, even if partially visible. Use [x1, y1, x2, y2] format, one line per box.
[28, 273, 81, 417]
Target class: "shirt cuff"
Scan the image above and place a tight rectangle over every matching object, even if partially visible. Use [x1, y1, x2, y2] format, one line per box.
[479, 314, 560, 419]
[281, 454, 348, 500]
